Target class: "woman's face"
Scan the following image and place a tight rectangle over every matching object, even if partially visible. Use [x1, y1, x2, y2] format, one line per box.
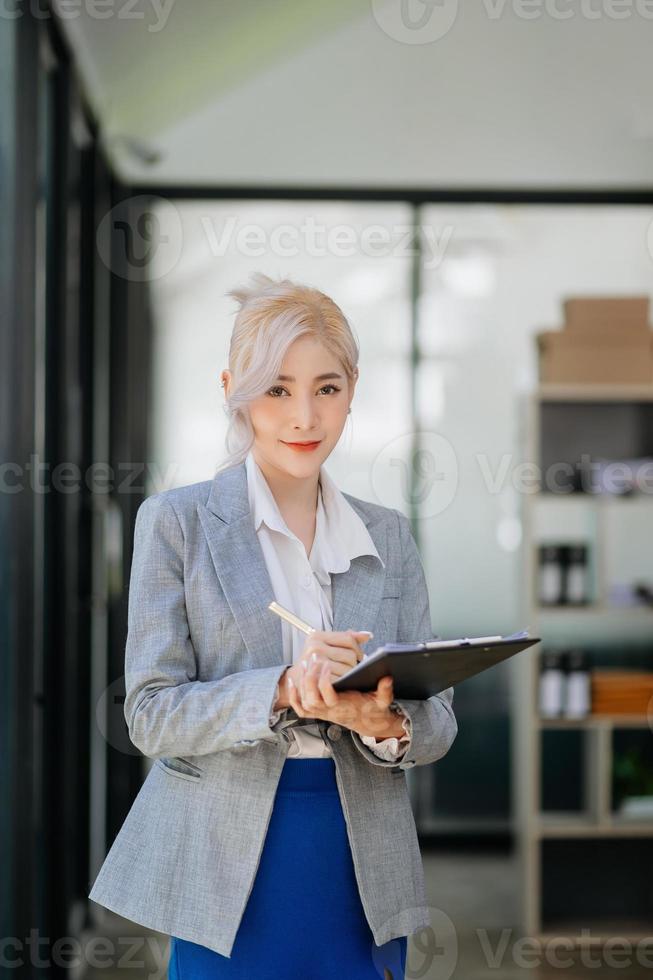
[223, 334, 357, 478]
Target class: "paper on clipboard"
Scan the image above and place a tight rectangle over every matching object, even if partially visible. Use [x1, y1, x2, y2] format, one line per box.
[332, 628, 539, 699]
[376, 628, 531, 654]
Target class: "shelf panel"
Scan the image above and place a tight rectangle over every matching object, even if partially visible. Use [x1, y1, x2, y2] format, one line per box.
[535, 605, 653, 643]
[538, 813, 653, 837]
[534, 492, 653, 505]
[539, 714, 652, 729]
[537, 605, 653, 617]
[537, 920, 653, 944]
[536, 383, 653, 402]
[611, 816, 653, 833]
[416, 817, 509, 835]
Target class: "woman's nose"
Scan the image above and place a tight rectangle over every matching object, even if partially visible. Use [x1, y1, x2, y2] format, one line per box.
[291, 396, 319, 428]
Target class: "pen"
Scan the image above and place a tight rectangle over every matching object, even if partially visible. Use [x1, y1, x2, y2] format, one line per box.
[267, 601, 374, 651]
[268, 601, 316, 635]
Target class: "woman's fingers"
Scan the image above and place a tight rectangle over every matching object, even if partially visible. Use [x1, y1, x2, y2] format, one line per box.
[304, 643, 357, 670]
[311, 629, 369, 648]
[322, 646, 359, 668]
[287, 675, 307, 717]
[290, 654, 384, 725]
[317, 662, 339, 708]
[305, 630, 371, 666]
[301, 658, 327, 711]
[304, 650, 349, 678]
[332, 630, 368, 663]
[376, 675, 394, 706]
[328, 661, 351, 678]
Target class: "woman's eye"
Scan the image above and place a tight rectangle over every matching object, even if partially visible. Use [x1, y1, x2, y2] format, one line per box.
[266, 385, 341, 397]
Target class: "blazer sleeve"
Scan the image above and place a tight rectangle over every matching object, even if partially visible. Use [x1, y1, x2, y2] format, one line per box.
[122, 494, 298, 759]
[350, 509, 458, 770]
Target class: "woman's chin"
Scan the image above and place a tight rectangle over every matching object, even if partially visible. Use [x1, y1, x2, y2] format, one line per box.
[275, 444, 327, 472]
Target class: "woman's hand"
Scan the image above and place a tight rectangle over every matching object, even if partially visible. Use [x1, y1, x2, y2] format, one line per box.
[286, 651, 402, 739]
[277, 628, 370, 706]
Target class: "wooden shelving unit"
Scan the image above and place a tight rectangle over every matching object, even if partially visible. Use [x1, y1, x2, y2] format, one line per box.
[513, 384, 653, 942]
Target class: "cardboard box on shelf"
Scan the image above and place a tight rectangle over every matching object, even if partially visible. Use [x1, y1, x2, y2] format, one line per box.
[536, 296, 653, 383]
[536, 332, 653, 384]
[563, 297, 650, 339]
[591, 670, 653, 715]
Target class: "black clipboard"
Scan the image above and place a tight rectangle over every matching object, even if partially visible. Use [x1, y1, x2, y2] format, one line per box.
[332, 630, 541, 699]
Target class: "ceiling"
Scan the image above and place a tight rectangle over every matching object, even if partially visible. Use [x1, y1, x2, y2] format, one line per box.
[53, 0, 653, 189]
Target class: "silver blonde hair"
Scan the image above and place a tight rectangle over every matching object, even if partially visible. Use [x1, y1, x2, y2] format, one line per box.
[215, 272, 359, 474]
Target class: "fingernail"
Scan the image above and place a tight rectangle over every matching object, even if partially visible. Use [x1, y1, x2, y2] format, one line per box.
[311, 652, 317, 663]
[288, 677, 294, 688]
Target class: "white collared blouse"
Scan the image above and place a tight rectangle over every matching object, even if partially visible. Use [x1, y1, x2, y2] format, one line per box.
[245, 449, 412, 760]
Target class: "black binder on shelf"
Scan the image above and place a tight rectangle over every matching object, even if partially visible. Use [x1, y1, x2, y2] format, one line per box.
[332, 629, 541, 699]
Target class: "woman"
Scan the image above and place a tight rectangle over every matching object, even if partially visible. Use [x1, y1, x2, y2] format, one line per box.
[88, 272, 458, 979]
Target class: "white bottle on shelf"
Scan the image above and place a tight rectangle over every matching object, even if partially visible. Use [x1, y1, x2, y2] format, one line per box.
[565, 544, 589, 605]
[538, 545, 564, 606]
[539, 650, 566, 717]
[563, 649, 591, 718]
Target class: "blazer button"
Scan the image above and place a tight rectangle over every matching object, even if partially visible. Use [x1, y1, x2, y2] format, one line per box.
[326, 724, 342, 741]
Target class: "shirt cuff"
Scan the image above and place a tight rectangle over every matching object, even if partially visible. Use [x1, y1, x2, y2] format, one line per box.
[360, 710, 412, 761]
[269, 680, 283, 727]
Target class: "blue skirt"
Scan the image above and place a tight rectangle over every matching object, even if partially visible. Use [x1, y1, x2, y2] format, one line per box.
[168, 757, 408, 979]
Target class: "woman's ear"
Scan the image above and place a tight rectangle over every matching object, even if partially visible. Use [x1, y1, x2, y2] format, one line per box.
[349, 366, 359, 404]
[221, 369, 231, 397]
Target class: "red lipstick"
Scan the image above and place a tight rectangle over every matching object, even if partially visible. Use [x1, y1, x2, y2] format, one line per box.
[281, 440, 322, 453]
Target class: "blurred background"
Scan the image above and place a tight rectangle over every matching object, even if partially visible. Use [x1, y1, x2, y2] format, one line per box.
[2, 1, 653, 977]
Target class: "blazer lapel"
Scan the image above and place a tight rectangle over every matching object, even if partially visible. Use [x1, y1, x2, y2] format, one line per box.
[330, 499, 388, 637]
[197, 460, 388, 667]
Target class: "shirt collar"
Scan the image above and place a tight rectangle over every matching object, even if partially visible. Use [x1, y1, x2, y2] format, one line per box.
[245, 449, 385, 580]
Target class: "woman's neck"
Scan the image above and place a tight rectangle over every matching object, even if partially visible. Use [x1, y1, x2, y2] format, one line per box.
[252, 449, 320, 522]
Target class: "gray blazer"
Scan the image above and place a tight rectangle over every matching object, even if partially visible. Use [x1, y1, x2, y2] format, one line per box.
[88, 459, 457, 958]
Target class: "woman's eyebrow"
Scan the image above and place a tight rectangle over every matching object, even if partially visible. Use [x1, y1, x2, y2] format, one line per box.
[275, 373, 343, 382]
